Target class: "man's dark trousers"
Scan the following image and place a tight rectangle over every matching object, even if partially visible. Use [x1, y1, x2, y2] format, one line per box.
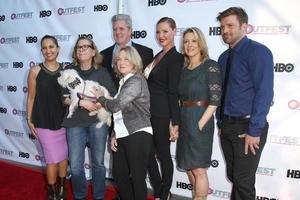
[220, 118, 268, 200]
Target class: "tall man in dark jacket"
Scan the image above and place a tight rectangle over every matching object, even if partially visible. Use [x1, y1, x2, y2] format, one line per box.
[101, 14, 153, 88]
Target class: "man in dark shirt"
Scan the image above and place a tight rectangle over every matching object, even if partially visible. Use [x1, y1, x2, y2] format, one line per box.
[101, 14, 153, 88]
[216, 7, 274, 200]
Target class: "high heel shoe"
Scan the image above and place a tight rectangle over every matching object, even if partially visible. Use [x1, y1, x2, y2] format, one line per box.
[161, 190, 172, 200]
[47, 184, 58, 200]
[57, 177, 66, 200]
[167, 192, 173, 200]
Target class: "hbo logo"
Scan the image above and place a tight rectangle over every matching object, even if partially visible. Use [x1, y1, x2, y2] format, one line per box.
[274, 63, 294, 72]
[26, 36, 38, 43]
[0, 15, 5, 21]
[7, 85, 17, 92]
[78, 34, 93, 39]
[19, 152, 30, 159]
[40, 10, 52, 18]
[94, 4, 108, 11]
[0, 107, 7, 113]
[148, 0, 167, 6]
[131, 31, 147, 39]
[13, 62, 23, 68]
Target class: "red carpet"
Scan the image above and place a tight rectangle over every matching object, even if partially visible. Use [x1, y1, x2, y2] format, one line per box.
[0, 160, 155, 200]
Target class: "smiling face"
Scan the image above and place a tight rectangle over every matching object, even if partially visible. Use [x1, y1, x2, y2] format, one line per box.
[220, 14, 247, 48]
[116, 50, 135, 77]
[113, 20, 132, 47]
[75, 38, 95, 64]
[41, 38, 59, 62]
[156, 22, 175, 50]
[183, 32, 201, 59]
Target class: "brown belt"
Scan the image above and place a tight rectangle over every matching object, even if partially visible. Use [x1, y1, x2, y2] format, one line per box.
[180, 100, 209, 107]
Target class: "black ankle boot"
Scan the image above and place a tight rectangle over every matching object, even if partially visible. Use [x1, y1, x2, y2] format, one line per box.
[47, 184, 58, 200]
[57, 177, 67, 200]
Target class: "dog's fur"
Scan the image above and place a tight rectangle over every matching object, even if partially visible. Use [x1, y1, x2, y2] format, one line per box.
[57, 69, 111, 128]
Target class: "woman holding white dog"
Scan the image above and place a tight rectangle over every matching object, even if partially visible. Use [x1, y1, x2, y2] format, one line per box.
[62, 37, 116, 200]
[93, 46, 153, 200]
[26, 35, 68, 200]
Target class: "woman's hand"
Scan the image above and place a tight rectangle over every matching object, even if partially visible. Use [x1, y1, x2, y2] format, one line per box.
[79, 100, 99, 111]
[27, 120, 38, 138]
[111, 137, 118, 152]
[198, 119, 205, 131]
[169, 125, 179, 141]
[64, 97, 71, 105]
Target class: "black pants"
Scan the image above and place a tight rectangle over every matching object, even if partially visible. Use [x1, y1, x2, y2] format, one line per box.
[112, 131, 152, 200]
[220, 118, 268, 200]
[148, 117, 173, 199]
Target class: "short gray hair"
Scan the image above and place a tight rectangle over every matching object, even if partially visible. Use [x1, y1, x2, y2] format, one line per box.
[111, 14, 132, 28]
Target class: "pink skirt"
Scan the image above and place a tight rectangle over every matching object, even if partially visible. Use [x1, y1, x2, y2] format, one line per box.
[37, 128, 68, 164]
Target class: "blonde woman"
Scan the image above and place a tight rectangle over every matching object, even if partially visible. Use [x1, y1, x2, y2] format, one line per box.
[94, 46, 153, 200]
[176, 27, 221, 200]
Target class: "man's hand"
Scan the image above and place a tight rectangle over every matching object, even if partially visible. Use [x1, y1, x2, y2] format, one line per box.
[238, 133, 260, 155]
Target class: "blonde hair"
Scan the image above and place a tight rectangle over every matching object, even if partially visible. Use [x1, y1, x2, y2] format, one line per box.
[72, 37, 103, 69]
[181, 27, 209, 66]
[113, 46, 143, 78]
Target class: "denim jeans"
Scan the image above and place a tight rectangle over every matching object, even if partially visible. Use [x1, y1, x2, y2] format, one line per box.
[66, 123, 108, 199]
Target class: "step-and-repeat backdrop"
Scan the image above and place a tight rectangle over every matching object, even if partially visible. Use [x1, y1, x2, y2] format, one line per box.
[0, 0, 299, 199]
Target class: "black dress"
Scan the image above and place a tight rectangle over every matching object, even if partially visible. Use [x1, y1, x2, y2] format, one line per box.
[32, 63, 65, 130]
[176, 59, 221, 170]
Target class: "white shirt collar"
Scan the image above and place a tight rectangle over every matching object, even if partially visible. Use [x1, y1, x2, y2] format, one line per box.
[119, 73, 135, 87]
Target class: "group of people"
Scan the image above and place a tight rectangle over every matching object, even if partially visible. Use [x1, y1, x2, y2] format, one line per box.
[26, 6, 274, 200]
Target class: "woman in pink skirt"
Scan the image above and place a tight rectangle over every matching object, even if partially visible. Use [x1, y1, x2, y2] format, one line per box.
[26, 35, 68, 200]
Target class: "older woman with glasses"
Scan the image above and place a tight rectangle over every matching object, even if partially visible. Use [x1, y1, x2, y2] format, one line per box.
[62, 37, 116, 200]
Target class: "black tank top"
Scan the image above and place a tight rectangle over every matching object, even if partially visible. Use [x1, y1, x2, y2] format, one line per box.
[31, 63, 66, 130]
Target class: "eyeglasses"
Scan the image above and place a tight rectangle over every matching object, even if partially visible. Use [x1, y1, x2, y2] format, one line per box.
[76, 44, 92, 51]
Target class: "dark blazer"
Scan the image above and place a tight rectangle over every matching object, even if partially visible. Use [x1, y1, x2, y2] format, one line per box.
[147, 46, 184, 125]
[100, 42, 153, 88]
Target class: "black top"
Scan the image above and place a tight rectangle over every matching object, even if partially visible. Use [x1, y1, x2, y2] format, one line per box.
[147, 47, 184, 125]
[62, 64, 117, 127]
[32, 63, 65, 130]
[101, 42, 153, 88]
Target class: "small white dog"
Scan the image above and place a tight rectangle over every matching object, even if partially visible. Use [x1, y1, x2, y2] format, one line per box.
[57, 69, 111, 128]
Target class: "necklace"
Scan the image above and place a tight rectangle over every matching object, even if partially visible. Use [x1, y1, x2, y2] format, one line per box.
[42, 62, 60, 74]
[187, 61, 202, 70]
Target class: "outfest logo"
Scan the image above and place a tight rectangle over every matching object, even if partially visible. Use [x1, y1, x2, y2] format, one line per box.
[57, 6, 85, 15]
[10, 12, 33, 20]
[0, 37, 20, 44]
[208, 24, 291, 36]
[246, 24, 291, 35]
[268, 135, 300, 146]
[4, 129, 24, 138]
